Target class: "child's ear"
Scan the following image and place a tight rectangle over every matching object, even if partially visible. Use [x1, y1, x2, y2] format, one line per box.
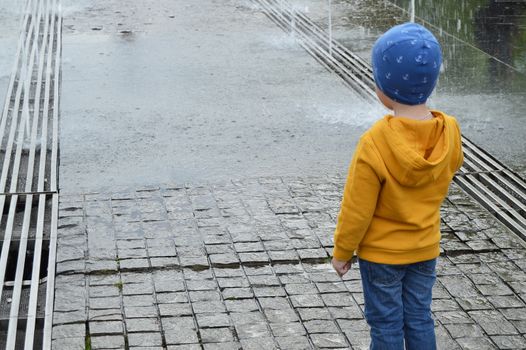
[375, 87, 394, 110]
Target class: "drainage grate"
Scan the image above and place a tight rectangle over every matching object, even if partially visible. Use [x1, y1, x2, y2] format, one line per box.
[1, 238, 50, 284]
[254, 0, 526, 240]
[0, 0, 61, 348]
[0, 194, 58, 350]
[455, 138, 526, 238]
[0, 316, 45, 350]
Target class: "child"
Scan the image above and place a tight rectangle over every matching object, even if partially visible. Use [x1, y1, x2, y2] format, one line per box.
[331, 22, 463, 350]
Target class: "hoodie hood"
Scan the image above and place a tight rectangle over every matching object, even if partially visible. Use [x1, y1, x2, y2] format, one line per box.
[369, 110, 454, 186]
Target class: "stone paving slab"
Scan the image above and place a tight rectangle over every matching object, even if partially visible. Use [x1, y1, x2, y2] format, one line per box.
[52, 176, 526, 349]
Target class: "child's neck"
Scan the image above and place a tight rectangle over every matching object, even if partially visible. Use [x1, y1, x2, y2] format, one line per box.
[392, 103, 432, 121]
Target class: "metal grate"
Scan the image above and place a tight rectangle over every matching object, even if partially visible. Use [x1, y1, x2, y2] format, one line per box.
[0, 0, 61, 348]
[253, 0, 526, 240]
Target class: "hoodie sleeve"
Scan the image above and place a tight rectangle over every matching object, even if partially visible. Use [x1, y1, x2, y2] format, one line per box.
[333, 137, 383, 261]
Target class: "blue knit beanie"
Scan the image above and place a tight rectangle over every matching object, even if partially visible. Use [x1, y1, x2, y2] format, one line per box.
[372, 22, 442, 106]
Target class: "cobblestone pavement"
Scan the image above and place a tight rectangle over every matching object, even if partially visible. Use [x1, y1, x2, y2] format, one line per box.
[51, 176, 526, 350]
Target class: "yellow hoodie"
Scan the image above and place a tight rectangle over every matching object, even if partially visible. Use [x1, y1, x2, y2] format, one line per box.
[333, 110, 463, 264]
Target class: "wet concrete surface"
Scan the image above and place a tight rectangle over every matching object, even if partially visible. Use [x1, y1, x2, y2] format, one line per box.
[0, 1, 26, 112]
[291, 0, 526, 175]
[58, 0, 525, 191]
[59, 0, 384, 193]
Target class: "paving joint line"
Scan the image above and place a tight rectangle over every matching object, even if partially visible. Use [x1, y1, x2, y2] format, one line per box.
[56, 258, 335, 278]
[139, 207, 169, 350]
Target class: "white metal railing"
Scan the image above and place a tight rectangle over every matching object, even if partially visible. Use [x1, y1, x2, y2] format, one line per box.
[0, 0, 61, 348]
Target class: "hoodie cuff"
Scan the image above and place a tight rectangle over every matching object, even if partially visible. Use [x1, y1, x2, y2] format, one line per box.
[332, 245, 355, 261]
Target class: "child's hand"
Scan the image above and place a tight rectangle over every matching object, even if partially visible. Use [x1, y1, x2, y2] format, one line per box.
[332, 257, 352, 277]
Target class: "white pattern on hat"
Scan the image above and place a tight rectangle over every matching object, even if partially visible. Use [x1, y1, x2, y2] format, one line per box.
[371, 22, 442, 105]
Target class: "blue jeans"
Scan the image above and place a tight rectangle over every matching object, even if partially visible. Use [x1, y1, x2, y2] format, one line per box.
[359, 258, 437, 350]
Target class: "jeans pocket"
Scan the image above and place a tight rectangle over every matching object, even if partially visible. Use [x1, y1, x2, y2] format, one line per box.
[365, 260, 405, 286]
[416, 258, 437, 276]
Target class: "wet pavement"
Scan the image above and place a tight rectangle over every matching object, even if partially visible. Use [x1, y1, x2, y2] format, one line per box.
[52, 177, 526, 349]
[58, 0, 383, 192]
[57, 0, 526, 191]
[0, 0, 26, 110]
[0, 0, 519, 348]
